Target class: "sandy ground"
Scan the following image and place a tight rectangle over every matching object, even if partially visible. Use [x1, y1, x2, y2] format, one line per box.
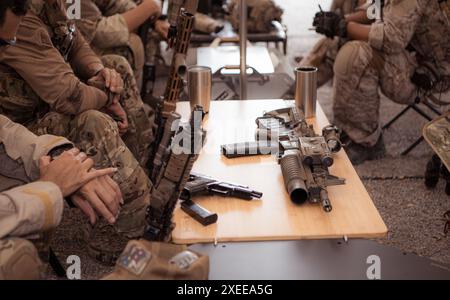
[46, 0, 449, 279]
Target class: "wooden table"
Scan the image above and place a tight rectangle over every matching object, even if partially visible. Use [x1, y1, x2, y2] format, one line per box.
[173, 100, 387, 244]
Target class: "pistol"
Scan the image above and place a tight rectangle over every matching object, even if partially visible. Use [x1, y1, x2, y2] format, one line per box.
[180, 172, 263, 201]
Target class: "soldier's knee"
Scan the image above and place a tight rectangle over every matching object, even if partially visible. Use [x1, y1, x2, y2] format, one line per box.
[0, 238, 44, 280]
[75, 110, 118, 136]
[101, 54, 134, 77]
[334, 41, 371, 78]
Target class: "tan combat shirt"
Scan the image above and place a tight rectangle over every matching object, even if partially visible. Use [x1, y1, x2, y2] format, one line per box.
[368, 0, 450, 75]
[0, 0, 109, 117]
[75, 0, 137, 48]
[0, 115, 71, 238]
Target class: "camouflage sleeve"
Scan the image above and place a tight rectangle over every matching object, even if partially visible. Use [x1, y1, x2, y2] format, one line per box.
[368, 0, 425, 53]
[0, 115, 72, 180]
[0, 181, 64, 239]
[94, 0, 137, 16]
[68, 28, 105, 80]
[1, 14, 109, 115]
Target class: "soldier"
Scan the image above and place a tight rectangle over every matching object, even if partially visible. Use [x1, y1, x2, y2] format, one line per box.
[72, 0, 169, 90]
[0, 0, 157, 265]
[299, 0, 366, 87]
[313, 0, 450, 165]
[0, 115, 121, 279]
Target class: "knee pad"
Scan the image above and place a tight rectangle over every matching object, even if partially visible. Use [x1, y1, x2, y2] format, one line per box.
[101, 54, 134, 78]
[334, 41, 370, 78]
[71, 110, 119, 153]
[0, 238, 44, 280]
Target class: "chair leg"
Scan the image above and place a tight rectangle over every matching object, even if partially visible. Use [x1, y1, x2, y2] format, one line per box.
[411, 104, 434, 121]
[383, 105, 412, 129]
[422, 101, 442, 116]
[401, 136, 424, 156]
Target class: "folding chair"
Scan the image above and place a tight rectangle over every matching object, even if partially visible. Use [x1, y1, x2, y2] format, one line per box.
[383, 93, 446, 155]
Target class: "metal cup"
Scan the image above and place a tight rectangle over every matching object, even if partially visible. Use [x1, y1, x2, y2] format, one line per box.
[188, 66, 212, 114]
[294, 67, 318, 118]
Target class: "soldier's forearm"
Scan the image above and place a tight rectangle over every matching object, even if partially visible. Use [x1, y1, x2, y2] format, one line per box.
[347, 21, 370, 41]
[345, 10, 370, 24]
[122, 0, 161, 32]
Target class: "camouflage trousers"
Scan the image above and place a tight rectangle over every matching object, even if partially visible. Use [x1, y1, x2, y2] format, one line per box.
[332, 41, 418, 147]
[94, 33, 145, 92]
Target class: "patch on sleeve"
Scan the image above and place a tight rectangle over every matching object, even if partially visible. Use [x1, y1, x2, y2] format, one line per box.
[169, 251, 199, 269]
[117, 244, 152, 275]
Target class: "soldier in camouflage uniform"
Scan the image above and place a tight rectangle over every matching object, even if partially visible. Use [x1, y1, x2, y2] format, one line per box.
[0, 0, 156, 264]
[314, 0, 450, 165]
[72, 0, 169, 90]
[299, 0, 366, 87]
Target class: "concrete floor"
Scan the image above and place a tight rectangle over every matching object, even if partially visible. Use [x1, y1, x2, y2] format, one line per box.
[47, 0, 449, 279]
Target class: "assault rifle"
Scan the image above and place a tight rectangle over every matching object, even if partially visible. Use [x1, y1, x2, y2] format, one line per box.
[144, 4, 202, 242]
[221, 106, 345, 212]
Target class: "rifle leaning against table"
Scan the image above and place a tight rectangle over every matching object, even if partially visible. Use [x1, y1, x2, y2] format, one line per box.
[221, 106, 345, 212]
[143, 7, 201, 242]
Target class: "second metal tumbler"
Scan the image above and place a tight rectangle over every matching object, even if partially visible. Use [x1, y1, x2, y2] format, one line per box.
[294, 67, 318, 118]
[188, 66, 212, 114]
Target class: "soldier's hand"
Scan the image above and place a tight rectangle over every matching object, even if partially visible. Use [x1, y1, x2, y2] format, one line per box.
[94, 68, 124, 94]
[39, 149, 118, 197]
[105, 98, 129, 135]
[155, 20, 169, 40]
[71, 174, 123, 225]
[313, 11, 346, 39]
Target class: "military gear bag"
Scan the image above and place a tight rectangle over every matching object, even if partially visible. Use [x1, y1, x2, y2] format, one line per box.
[423, 112, 450, 171]
[226, 0, 283, 33]
[103, 239, 209, 280]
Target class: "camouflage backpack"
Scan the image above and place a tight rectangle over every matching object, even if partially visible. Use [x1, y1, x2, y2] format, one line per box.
[226, 0, 283, 33]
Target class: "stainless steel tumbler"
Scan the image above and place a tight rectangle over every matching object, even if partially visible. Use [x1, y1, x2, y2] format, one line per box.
[294, 67, 318, 118]
[188, 66, 212, 113]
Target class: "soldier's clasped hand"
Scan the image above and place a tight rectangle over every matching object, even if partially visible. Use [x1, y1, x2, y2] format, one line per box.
[38, 148, 118, 197]
[92, 68, 124, 94]
[71, 173, 123, 225]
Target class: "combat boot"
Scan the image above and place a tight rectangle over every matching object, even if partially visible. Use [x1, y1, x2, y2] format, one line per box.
[344, 135, 386, 165]
[425, 154, 442, 189]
